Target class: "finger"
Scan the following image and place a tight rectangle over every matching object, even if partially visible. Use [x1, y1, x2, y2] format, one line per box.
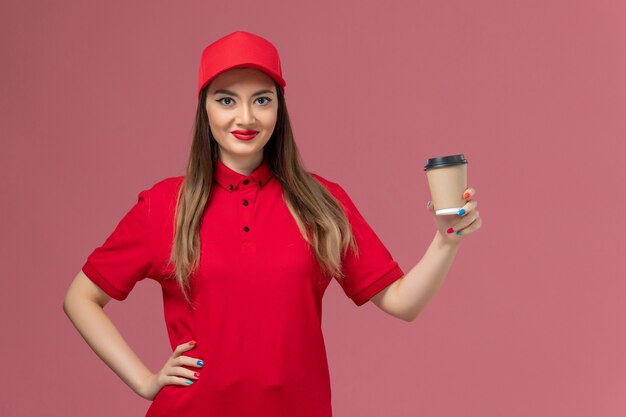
[456, 200, 477, 217]
[172, 340, 197, 357]
[165, 375, 196, 387]
[454, 210, 480, 232]
[176, 355, 205, 368]
[455, 215, 482, 235]
[463, 187, 475, 200]
[170, 366, 201, 381]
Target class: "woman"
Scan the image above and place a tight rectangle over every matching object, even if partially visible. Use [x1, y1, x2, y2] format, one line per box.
[63, 30, 481, 417]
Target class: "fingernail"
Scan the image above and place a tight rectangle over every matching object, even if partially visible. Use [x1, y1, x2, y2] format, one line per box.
[186, 380, 194, 385]
[463, 192, 470, 199]
[457, 209, 465, 216]
[447, 227, 454, 234]
[456, 231, 462, 235]
[197, 360, 204, 366]
[194, 372, 201, 377]
[189, 340, 196, 346]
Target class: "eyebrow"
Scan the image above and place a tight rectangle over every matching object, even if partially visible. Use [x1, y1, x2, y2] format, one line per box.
[212, 89, 275, 98]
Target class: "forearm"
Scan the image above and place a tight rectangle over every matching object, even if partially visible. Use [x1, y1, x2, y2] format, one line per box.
[63, 296, 152, 398]
[396, 231, 461, 321]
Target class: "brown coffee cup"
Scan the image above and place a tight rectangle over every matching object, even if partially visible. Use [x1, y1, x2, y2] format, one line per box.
[424, 154, 468, 216]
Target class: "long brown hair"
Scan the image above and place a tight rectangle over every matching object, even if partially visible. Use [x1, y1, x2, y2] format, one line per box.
[167, 82, 358, 306]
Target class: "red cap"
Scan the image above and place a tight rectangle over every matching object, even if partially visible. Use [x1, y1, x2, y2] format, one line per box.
[197, 31, 286, 99]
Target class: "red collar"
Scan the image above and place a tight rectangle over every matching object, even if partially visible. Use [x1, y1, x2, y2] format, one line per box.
[213, 158, 274, 191]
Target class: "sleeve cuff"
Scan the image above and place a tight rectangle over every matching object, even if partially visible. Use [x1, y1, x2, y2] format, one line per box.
[352, 263, 405, 307]
[82, 261, 129, 301]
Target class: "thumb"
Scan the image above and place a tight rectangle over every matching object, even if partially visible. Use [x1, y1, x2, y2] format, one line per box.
[426, 200, 434, 212]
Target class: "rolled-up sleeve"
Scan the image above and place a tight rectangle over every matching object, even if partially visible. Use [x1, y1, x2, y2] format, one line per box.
[82, 189, 155, 301]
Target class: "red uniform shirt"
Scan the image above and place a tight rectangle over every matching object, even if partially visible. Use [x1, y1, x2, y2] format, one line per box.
[82, 158, 405, 417]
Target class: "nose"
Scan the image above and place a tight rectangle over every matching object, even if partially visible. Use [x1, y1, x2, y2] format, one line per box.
[237, 102, 256, 126]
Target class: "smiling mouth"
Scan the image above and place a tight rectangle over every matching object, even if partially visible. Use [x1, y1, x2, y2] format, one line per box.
[231, 132, 258, 141]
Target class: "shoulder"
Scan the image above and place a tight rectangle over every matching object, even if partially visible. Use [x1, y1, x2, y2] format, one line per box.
[308, 172, 354, 206]
[140, 176, 184, 211]
[309, 172, 341, 192]
[145, 176, 184, 195]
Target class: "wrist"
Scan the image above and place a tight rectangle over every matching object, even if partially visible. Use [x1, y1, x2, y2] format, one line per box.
[434, 229, 462, 250]
[136, 371, 158, 400]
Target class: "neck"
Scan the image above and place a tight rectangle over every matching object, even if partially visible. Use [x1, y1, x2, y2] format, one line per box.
[219, 153, 264, 176]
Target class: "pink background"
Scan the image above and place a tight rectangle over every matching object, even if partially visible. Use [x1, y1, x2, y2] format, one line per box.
[2, 1, 625, 416]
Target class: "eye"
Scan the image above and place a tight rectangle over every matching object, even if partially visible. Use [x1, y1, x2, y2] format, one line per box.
[215, 97, 273, 106]
[256, 97, 273, 105]
[216, 97, 234, 106]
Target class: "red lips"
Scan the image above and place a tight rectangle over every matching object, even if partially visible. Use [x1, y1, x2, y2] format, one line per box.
[231, 130, 259, 141]
[232, 130, 259, 135]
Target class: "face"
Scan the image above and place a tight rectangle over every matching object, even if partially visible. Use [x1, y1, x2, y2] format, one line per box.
[205, 67, 278, 170]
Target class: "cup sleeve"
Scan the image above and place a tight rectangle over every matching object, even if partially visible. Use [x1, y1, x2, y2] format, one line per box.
[329, 183, 405, 307]
[81, 189, 155, 301]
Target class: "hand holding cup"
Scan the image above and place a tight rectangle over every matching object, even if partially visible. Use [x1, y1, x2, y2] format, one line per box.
[426, 187, 482, 245]
[424, 154, 482, 245]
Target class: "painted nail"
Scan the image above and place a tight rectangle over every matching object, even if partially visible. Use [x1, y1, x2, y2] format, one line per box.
[447, 227, 454, 234]
[194, 372, 201, 377]
[197, 360, 204, 366]
[186, 380, 194, 385]
[457, 209, 465, 216]
[456, 231, 462, 235]
[463, 192, 470, 199]
[189, 340, 196, 346]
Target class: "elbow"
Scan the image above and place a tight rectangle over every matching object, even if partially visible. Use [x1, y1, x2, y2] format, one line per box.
[396, 311, 414, 322]
[399, 306, 420, 322]
[400, 314, 417, 323]
[62, 290, 70, 312]
[62, 291, 75, 317]
[62, 285, 89, 318]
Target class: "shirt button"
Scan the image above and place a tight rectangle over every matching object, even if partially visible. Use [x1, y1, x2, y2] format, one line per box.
[243, 226, 250, 232]
[243, 179, 249, 185]
[228, 184, 233, 190]
[243, 200, 248, 206]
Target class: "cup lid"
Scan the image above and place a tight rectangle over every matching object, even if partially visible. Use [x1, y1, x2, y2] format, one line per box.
[424, 154, 467, 170]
